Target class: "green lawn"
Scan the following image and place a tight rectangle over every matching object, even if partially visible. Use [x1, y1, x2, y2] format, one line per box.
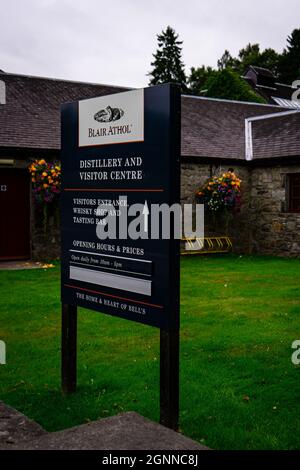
[0, 255, 300, 449]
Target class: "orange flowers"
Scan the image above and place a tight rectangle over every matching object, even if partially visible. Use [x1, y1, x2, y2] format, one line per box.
[195, 171, 242, 212]
[28, 159, 61, 204]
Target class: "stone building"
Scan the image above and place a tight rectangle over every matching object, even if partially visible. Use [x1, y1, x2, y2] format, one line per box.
[0, 70, 299, 260]
[181, 96, 300, 256]
[0, 71, 126, 260]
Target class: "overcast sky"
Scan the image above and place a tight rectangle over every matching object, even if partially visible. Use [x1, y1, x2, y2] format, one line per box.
[1, 0, 299, 87]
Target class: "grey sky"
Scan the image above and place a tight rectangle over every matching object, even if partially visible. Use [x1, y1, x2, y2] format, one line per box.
[1, 0, 299, 87]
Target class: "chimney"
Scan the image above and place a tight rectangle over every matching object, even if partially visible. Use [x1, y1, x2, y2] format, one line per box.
[0, 80, 6, 104]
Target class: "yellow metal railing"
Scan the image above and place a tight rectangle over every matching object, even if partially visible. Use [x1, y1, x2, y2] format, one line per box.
[181, 236, 232, 255]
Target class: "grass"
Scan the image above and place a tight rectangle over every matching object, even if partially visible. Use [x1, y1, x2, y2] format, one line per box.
[0, 255, 300, 449]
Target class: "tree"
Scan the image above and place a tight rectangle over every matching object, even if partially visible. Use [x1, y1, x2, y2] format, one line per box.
[237, 44, 280, 75]
[188, 65, 216, 95]
[205, 69, 266, 103]
[278, 28, 300, 84]
[237, 43, 261, 73]
[217, 50, 237, 71]
[217, 43, 280, 76]
[148, 26, 187, 92]
[258, 48, 281, 76]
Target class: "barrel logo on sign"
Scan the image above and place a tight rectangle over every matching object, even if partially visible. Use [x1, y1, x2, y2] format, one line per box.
[79, 88, 144, 147]
[94, 106, 124, 123]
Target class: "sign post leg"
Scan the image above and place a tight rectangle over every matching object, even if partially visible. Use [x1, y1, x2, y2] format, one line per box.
[61, 303, 77, 394]
[160, 328, 179, 431]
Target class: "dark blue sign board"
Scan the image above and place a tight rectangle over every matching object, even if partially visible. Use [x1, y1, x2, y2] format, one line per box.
[60, 84, 181, 429]
[61, 84, 180, 330]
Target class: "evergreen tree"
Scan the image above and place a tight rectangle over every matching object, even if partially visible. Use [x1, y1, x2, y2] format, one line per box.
[148, 26, 187, 92]
[278, 28, 300, 83]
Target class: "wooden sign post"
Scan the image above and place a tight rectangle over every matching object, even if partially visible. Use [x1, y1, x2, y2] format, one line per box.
[61, 84, 181, 430]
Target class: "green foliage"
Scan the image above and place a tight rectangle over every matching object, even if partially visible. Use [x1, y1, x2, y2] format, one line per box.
[150, 26, 300, 98]
[188, 65, 216, 95]
[278, 28, 300, 83]
[258, 48, 281, 76]
[238, 44, 277, 75]
[217, 50, 238, 71]
[148, 26, 187, 92]
[237, 43, 261, 73]
[189, 44, 280, 98]
[205, 69, 266, 103]
[216, 30, 300, 84]
[217, 43, 280, 76]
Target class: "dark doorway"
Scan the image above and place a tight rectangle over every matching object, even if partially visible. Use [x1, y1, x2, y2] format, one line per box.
[0, 168, 30, 260]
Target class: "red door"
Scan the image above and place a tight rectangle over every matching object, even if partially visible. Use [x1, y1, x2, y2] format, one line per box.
[0, 168, 31, 260]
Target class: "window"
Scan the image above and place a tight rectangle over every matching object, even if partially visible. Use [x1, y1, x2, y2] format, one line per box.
[288, 173, 300, 213]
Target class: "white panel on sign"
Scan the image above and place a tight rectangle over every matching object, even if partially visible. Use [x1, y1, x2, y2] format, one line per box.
[70, 266, 151, 296]
[78, 89, 144, 147]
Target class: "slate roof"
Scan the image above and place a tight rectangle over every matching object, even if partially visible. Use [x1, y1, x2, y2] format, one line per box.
[251, 111, 300, 159]
[249, 66, 275, 79]
[0, 71, 299, 161]
[181, 95, 284, 159]
[0, 71, 127, 150]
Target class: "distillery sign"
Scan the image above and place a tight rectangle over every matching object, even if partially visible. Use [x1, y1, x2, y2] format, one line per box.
[61, 84, 180, 329]
[60, 84, 181, 429]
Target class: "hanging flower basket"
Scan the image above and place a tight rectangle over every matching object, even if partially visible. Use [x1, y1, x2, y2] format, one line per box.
[196, 171, 242, 234]
[28, 159, 61, 235]
[196, 171, 241, 212]
[28, 159, 61, 204]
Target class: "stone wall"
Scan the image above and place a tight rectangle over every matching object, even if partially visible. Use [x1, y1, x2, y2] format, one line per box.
[181, 161, 251, 253]
[181, 161, 300, 257]
[28, 159, 300, 260]
[248, 164, 300, 257]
